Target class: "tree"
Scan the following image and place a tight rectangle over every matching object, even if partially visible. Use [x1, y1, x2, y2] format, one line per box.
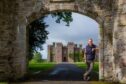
[31, 51, 42, 63]
[74, 51, 84, 62]
[69, 53, 74, 59]
[78, 51, 83, 62]
[28, 17, 49, 60]
[51, 11, 73, 26]
[74, 52, 79, 62]
[28, 12, 73, 60]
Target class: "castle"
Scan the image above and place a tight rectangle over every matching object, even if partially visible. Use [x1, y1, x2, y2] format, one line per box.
[48, 42, 84, 63]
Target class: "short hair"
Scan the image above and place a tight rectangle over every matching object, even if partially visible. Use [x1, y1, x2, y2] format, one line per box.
[88, 38, 93, 41]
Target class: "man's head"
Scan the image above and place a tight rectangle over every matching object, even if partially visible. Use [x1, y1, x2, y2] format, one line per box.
[88, 38, 93, 46]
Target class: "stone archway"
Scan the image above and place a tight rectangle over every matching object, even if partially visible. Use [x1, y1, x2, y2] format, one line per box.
[26, 1, 113, 81]
[0, 0, 126, 83]
[27, 0, 115, 81]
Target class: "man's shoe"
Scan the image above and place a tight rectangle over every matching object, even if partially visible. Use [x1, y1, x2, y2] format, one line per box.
[86, 76, 90, 81]
[83, 75, 87, 81]
[83, 76, 90, 81]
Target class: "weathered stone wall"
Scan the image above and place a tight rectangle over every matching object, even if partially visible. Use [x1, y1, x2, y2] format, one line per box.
[0, 0, 125, 83]
[0, 0, 18, 80]
[113, 0, 126, 83]
[0, 0, 10, 80]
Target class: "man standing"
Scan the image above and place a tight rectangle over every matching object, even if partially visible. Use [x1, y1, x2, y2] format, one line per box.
[83, 38, 97, 81]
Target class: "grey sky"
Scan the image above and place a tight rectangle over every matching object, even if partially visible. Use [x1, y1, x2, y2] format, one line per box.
[40, 12, 99, 59]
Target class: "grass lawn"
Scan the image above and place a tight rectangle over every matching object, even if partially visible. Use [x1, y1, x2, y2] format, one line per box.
[0, 83, 8, 84]
[75, 62, 99, 72]
[28, 62, 99, 72]
[28, 62, 56, 72]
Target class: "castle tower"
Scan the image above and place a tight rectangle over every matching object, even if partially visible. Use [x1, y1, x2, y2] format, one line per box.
[79, 43, 83, 55]
[48, 42, 84, 63]
[67, 42, 75, 62]
[48, 45, 54, 62]
[79, 44, 82, 48]
[54, 42, 63, 63]
[62, 46, 68, 62]
[79, 43, 84, 62]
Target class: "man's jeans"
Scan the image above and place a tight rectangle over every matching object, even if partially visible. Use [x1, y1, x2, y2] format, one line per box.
[84, 60, 94, 77]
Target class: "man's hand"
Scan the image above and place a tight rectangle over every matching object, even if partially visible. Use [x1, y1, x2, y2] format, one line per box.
[92, 48, 96, 51]
[85, 60, 87, 63]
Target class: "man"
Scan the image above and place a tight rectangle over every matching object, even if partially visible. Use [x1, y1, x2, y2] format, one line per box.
[83, 38, 97, 81]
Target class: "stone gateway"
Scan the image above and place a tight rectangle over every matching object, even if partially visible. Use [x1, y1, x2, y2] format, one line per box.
[0, 0, 126, 83]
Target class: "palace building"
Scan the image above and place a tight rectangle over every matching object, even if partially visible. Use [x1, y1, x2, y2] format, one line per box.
[47, 42, 84, 63]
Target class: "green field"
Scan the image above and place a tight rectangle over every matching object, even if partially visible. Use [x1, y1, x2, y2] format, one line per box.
[75, 62, 99, 72]
[28, 62, 99, 72]
[28, 62, 56, 72]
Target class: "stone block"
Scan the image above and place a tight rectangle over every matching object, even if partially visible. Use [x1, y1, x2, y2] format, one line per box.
[119, 14, 126, 26]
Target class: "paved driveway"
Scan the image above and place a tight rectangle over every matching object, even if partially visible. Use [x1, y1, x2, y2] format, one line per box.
[26, 62, 98, 81]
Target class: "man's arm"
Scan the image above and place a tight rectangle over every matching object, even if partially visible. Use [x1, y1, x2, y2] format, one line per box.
[92, 45, 97, 51]
[84, 48, 87, 63]
[94, 45, 99, 61]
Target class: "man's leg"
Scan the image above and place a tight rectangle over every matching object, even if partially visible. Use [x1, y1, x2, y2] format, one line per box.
[84, 61, 94, 80]
[86, 61, 90, 71]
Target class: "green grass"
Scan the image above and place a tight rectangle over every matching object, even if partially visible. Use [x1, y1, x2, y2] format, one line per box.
[75, 62, 99, 72]
[28, 62, 99, 72]
[28, 62, 56, 72]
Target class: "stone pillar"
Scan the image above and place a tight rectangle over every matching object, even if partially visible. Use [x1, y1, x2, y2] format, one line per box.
[113, 0, 126, 83]
[99, 14, 114, 81]
[11, 16, 28, 80]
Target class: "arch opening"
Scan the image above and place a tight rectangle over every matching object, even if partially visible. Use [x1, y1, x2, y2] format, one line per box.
[26, 11, 99, 80]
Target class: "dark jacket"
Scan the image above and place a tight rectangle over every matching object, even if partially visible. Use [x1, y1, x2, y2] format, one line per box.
[85, 44, 96, 61]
